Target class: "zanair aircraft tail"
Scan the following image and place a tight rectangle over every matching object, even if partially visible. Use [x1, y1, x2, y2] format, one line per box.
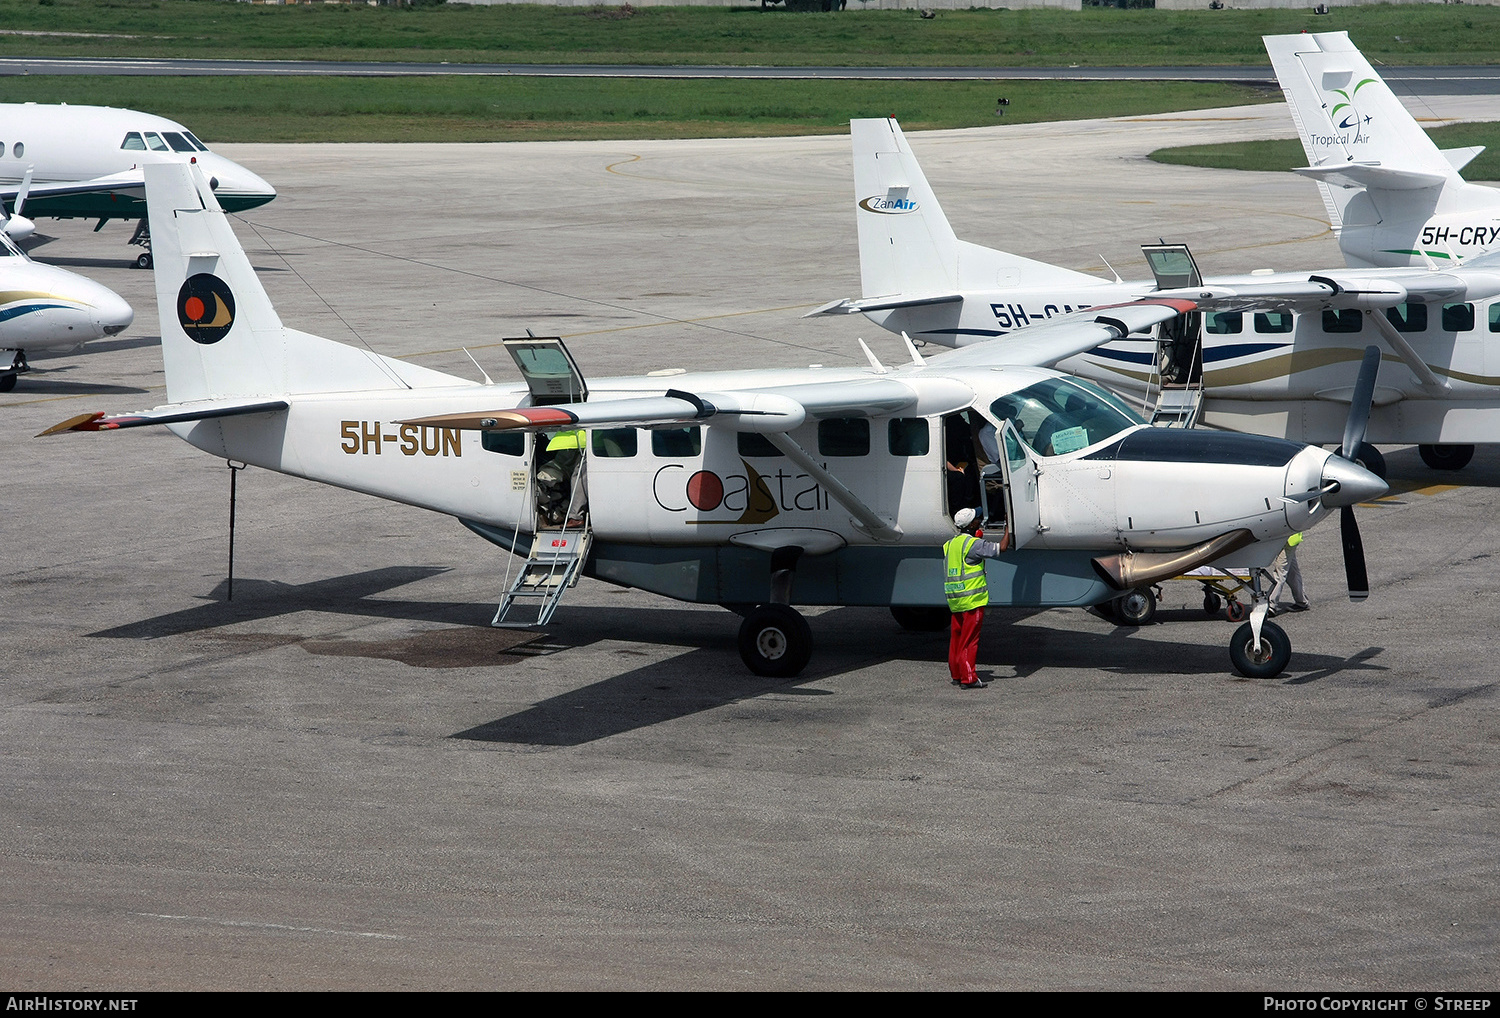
[811, 117, 1103, 339]
[147, 160, 457, 406]
[1266, 31, 1500, 268]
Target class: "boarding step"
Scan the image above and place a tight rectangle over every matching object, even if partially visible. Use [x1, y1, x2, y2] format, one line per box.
[1149, 385, 1204, 429]
[492, 525, 592, 629]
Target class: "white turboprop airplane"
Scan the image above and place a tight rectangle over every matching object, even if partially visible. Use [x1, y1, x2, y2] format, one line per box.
[1266, 31, 1500, 269]
[0, 103, 276, 267]
[39, 162, 1386, 679]
[814, 117, 1500, 476]
[0, 227, 133, 391]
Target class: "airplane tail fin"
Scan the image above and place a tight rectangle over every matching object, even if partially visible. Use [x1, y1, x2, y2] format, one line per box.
[146, 161, 456, 405]
[850, 118, 1098, 300]
[1265, 31, 1460, 230]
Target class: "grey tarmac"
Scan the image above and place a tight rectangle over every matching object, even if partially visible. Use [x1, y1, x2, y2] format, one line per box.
[1, 98, 1496, 990]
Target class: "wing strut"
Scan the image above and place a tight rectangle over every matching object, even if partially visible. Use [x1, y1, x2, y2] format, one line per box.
[1363, 310, 1451, 395]
[764, 432, 903, 543]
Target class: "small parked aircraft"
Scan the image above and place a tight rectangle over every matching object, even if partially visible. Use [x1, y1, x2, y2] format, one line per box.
[0, 103, 276, 267]
[40, 162, 1385, 679]
[1266, 31, 1500, 269]
[0, 226, 133, 391]
[814, 117, 1500, 477]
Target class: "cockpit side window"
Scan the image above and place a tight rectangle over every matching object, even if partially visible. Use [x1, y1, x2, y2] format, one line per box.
[121, 132, 146, 151]
[183, 131, 210, 152]
[989, 378, 1141, 457]
[160, 132, 197, 153]
[143, 132, 170, 152]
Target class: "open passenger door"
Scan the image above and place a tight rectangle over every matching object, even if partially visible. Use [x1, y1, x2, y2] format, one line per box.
[502, 336, 588, 406]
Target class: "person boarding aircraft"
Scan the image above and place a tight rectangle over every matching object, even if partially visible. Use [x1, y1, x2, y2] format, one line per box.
[40, 162, 1385, 680]
[814, 117, 1500, 477]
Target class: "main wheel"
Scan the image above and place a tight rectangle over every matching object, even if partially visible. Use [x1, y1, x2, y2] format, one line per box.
[738, 604, 812, 678]
[1203, 591, 1222, 617]
[890, 605, 950, 632]
[1115, 586, 1157, 626]
[0, 372, 15, 392]
[135, 252, 153, 270]
[1352, 442, 1387, 482]
[1229, 620, 1291, 678]
[1419, 443, 1474, 471]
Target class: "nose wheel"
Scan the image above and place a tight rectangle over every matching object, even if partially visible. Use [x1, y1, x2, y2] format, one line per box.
[1226, 567, 1292, 678]
[738, 604, 812, 678]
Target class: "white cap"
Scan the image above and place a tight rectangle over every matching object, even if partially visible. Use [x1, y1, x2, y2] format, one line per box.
[953, 507, 977, 529]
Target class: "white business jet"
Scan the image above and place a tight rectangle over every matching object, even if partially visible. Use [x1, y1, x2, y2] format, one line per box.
[0, 102, 276, 267]
[1266, 31, 1500, 269]
[40, 162, 1384, 680]
[0, 227, 133, 391]
[815, 118, 1500, 477]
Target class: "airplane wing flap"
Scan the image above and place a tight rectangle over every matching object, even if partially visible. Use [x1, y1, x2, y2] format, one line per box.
[927, 298, 1196, 369]
[402, 389, 812, 435]
[37, 397, 289, 436]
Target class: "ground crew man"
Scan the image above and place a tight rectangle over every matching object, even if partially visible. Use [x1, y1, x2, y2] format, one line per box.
[943, 507, 1009, 689]
[1270, 531, 1309, 613]
[537, 428, 586, 526]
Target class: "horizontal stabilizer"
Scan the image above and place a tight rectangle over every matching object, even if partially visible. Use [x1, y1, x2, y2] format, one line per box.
[805, 293, 964, 317]
[1294, 163, 1447, 191]
[1442, 146, 1485, 173]
[37, 397, 288, 437]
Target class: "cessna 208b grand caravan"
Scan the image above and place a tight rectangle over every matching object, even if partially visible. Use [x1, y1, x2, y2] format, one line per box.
[815, 117, 1500, 476]
[1266, 31, 1500, 270]
[0, 227, 133, 391]
[41, 163, 1385, 680]
[0, 103, 276, 266]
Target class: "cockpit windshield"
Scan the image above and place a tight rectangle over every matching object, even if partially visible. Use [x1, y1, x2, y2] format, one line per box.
[989, 377, 1142, 456]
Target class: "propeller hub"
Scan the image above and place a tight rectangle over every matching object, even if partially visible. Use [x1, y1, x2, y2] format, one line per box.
[1321, 454, 1387, 507]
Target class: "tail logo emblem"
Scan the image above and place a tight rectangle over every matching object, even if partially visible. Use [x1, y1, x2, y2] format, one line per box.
[177, 273, 236, 345]
[858, 195, 919, 215]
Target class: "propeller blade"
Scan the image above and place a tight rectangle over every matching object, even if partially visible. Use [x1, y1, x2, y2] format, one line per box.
[14, 165, 32, 218]
[1341, 505, 1369, 602]
[1341, 345, 1382, 460]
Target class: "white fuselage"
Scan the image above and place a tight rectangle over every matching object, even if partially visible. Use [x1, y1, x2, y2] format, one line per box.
[0, 235, 132, 354]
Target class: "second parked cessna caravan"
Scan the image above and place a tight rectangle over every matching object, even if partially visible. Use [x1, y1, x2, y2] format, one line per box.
[815, 117, 1500, 475]
[39, 162, 1384, 681]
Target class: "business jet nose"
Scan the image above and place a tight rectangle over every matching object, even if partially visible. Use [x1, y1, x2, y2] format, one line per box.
[1321, 454, 1387, 507]
[196, 153, 276, 211]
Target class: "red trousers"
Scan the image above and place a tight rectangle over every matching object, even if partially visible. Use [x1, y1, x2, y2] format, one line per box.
[948, 606, 984, 684]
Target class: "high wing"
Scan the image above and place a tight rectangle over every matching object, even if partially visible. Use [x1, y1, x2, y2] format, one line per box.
[925, 298, 1196, 370]
[1146, 269, 1500, 314]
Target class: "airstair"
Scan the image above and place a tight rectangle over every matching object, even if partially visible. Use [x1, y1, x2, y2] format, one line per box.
[1140, 242, 1206, 430]
[1149, 381, 1205, 429]
[492, 521, 592, 628]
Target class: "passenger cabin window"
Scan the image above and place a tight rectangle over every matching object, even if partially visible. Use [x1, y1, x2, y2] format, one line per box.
[121, 132, 146, 151]
[818, 418, 870, 457]
[591, 428, 637, 458]
[651, 426, 701, 457]
[990, 377, 1142, 457]
[736, 432, 782, 458]
[1443, 303, 1476, 332]
[1491, 304, 1500, 334]
[1254, 311, 1294, 334]
[1205, 311, 1242, 335]
[143, 133, 170, 152]
[1386, 302, 1427, 333]
[481, 431, 525, 456]
[888, 418, 930, 457]
[1322, 309, 1363, 334]
[183, 131, 210, 151]
[160, 132, 197, 153]
[10, 143, 20, 159]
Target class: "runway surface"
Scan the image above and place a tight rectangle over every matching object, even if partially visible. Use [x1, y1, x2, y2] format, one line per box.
[1, 55, 1499, 92]
[2, 97, 1498, 990]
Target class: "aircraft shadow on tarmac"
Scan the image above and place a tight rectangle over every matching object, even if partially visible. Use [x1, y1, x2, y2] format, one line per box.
[84, 565, 1387, 746]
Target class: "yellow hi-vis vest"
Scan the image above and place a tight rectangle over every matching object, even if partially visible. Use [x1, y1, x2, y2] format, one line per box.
[943, 534, 989, 612]
[547, 429, 585, 452]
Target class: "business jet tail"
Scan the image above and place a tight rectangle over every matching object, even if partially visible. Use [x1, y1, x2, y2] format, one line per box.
[145, 161, 458, 405]
[850, 117, 1098, 302]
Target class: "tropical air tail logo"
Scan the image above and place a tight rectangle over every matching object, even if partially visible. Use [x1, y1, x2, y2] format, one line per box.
[177, 273, 236, 345]
[859, 195, 919, 215]
[1326, 77, 1376, 132]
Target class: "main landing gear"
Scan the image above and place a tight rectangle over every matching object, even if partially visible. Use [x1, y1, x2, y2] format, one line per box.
[128, 220, 152, 270]
[736, 546, 815, 677]
[1419, 444, 1475, 471]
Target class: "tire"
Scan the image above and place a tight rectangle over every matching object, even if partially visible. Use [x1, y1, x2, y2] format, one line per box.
[1352, 442, 1387, 482]
[1229, 620, 1292, 678]
[1225, 599, 1246, 623]
[738, 604, 812, 678]
[1115, 586, 1157, 626]
[0, 372, 15, 392]
[135, 252, 153, 270]
[1203, 591, 1221, 617]
[1419, 444, 1474, 471]
[890, 605, 950, 632]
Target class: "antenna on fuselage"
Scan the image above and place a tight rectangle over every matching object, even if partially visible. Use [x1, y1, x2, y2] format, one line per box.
[1099, 255, 1123, 284]
[900, 331, 925, 366]
[856, 338, 889, 374]
[463, 348, 494, 385]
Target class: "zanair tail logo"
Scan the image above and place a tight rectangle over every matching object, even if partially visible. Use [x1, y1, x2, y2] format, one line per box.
[177, 273, 236, 345]
[859, 195, 919, 215]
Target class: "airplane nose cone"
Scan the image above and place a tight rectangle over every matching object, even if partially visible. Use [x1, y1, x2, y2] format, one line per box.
[199, 153, 276, 210]
[1321, 454, 1388, 507]
[87, 285, 134, 336]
